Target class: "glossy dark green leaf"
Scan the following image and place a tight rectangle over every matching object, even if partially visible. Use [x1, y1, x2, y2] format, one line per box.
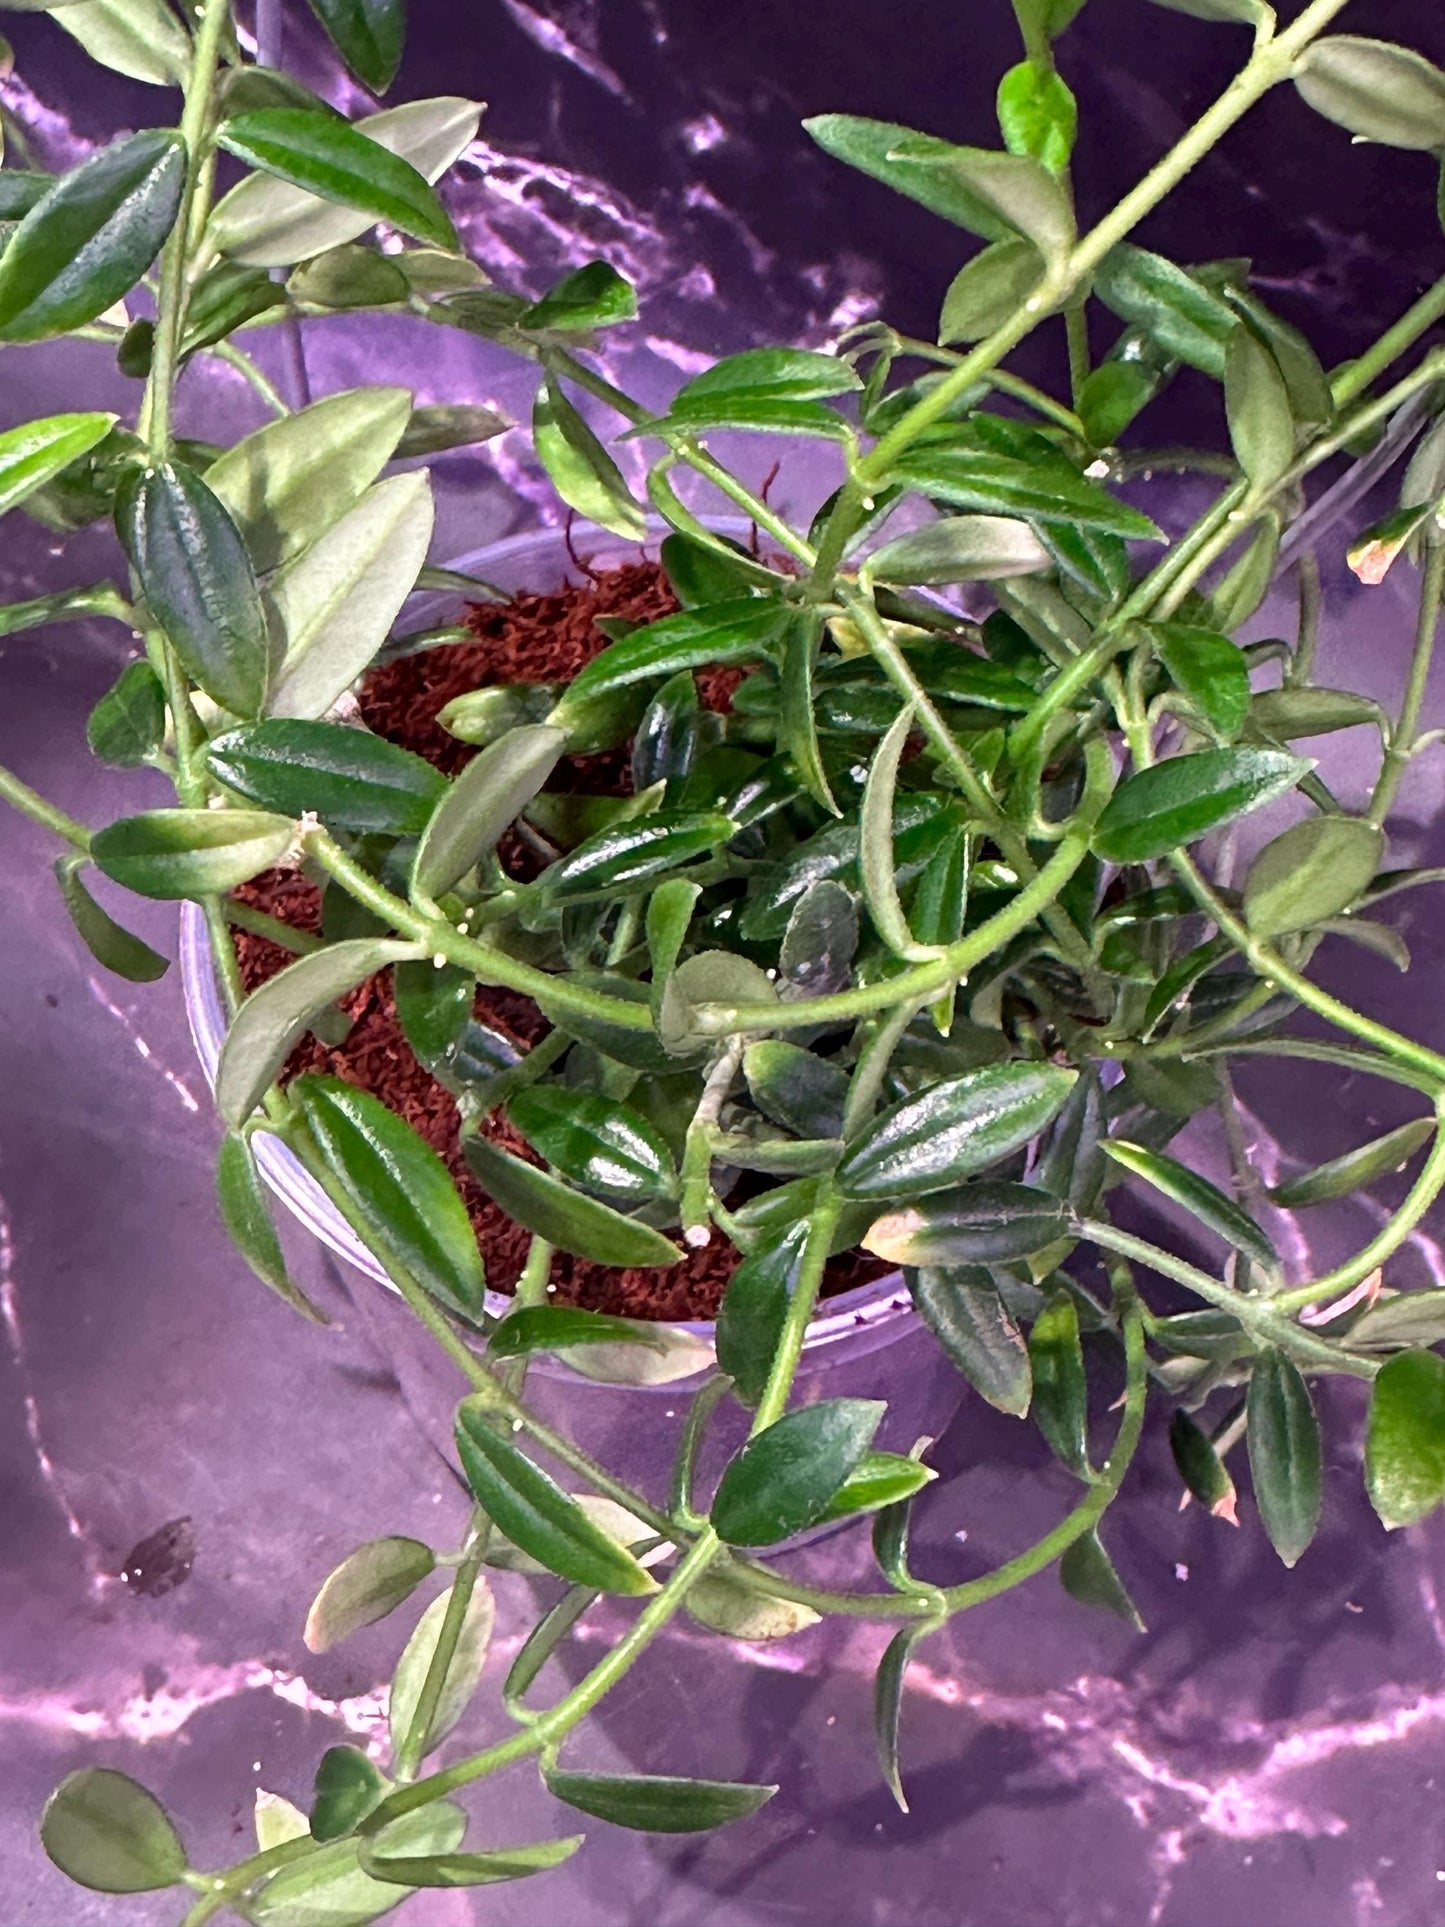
[361, 1835, 585, 1890]
[507, 1086, 677, 1201]
[1169, 1408, 1239, 1520]
[1092, 243, 1238, 377]
[1028, 1290, 1090, 1476]
[1103, 1140, 1277, 1273]
[487, 1305, 664, 1359]
[208, 720, 445, 835]
[217, 110, 457, 249]
[216, 1132, 328, 1325]
[293, 1074, 485, 1314]
[454, 1397, 657, 1594]
[1247, 1350, 1321, 1567]
[554, 598, 786, 711]
[123, 462, 270, 719]
[54, 853, 171, 986]
[816, 1450, 935, 1523]
[522, 258, 637, 331]
[938, 236, 1044, 345]
[909, 1265, 1031, 1415]
[1060, 1529, 1144, 1629]
[1077, 350, 1167, 448]
[250, 1805, 468, 1924]
[533, 375, 645, 540]
[218, 938, 419, 1128]
[645, 876, 698, 1011]
[306, 0, 404, 93]
[1248, 687, 1383, 740]
[672, 347, 861, 408]
[1225, 326, 1294, 491]
[412, 724, 566, 899]
[1295, 36, 1445, 151]
[1242, 815, 1383, 938]
[41, 1769, 188, 1894]
[463, 1137, 680, 1268]
[711, 1398, 884, 1545]
[996, 58, 1077, 172]
[874, 1625, 929, 1814]
[542, 1765, 775, 1834]
[0, 130, 184, 342]
[388, 1578, 494, 1758]
[1152, 623, 1251, 741]
[743, 1041, 848, 1141]
[0, 171, 54, 220]
[181, 258, 288, 355]
[865, 1182, 1067, 1267]
[310, 1746, 387, 1843]
[716, 1225, 804, 1409]
[660, 530, 769, 607]
[890, 445, 1161, 540]
[92, 808, 294, 899]
[1034, 1065, 1106, 1213]
[837, 1062, 1077, 1200]
[1365, 1350, 1445, 1528]
[632, 670, 699, 793]
[1269, 1117, 1434, 1209]
[537, 810, 734, 904]
[1092, 748, 1308, 864]
[780, 878, 859, 996]
[303, 1535, 435, 1654]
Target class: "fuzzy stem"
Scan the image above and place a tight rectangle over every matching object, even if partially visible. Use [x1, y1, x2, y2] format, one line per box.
[0, 764, 91, 850]
[1371, 539, 1445, 825]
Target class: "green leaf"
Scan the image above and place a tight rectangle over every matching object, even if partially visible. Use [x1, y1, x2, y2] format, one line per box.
[1152, 623, 1251, 740]
[48, 0, 191, 86]
[1269, 1117, 1434, 1209]
[874, 1625, 929, 1815]
[1351, 1292, 1445, 1350]
[780, 878, 859, 994]
[40, 1769, 188, 1894]
[217, 109, 456, 250]
[360, 1835, 585, 1890]
[1060, 1529, 1144, 1629]
[743, 1041, 848, 1141]
[778, 612, 836, 813]
[1246, 1349, 1321, 1567]
[909, 1265, 1031, 1415]
[209, 96, 481, 267]
[92, 807, 294, 899]
[216, 1132, 329, 1325]
[1242, 815, 1383, 938]
[1248, 685, 1383, 740]
[267, 472, 435, 721]
[487, 1305, 664, 1359]
[1077, 354, 1164, 448]
[122, 462, 269, 719]
[395, 401, 508, 459]
[53, 856, 169, 983]
[1169, 1409, 1239, 1521]
[859, 699, 923, 961]
[254, 1791, 310, 1853]
[1210, 512, 1280, 630]
[454, 1397, 658, 1594]
[837, 1062, 1077, 1201]
[997, 59, 1077, 173]
[1103, 1140, 1277, 1273]
[207, 385, 412, 574]
[0, 130, 183, 342]
[1365, 1351, 1445, 1528]
[1140, 0, 1266, 21]
[1295, 36, 1445, 152]
[388, 1577, 495, 1759]
[304, 1536, 435, 1653]
[533, 375, 645, 539]
[0, 172, 53, 220]
[1092, 243, 1238, 378]
[1228, 289, 1333, 428]
[1092, 748, 1308, 864]
[542, 1765, 775, 1834]
[866, 512, 1050, 585]
[716, 1225, 803, 1408]
[208, 720, 447, 835]
[0, 411, 115, 517]
[890, 444, 1161, 540]
[463, 1137, 679, 1267]
[815, 1450, 935, 1523]
[674, 347, 861, 409]
[251, 1806, 467, 1925]
[887, 135, 1074, 263]
[645, 876, 698, 1011]
[686, 1573, 821, 1641]
[218, 938, 420, 1128]
[507, 1086, 677, 1201]
[1225, 326, 1294, 491]
[804, 114, 1018, 238]
[293, 1074, 485, 1315]
[1028, 1290, 1089, 1476]
[711, 1398, 884, 1545]
[554, 598, 785, 713]
[181, 259, 289, 355]
[632, 670, 700, 793]
[306, 0, 404, 93]
[521, 259, 637, 331]
[938, 236, 1045, 344]
[864, 1182, 1067, 1268]
[412, 723, 565, 899]
[657, 949, 776, 1056]
[310, 1747, 387, 1843]
[538, 810, 734, 906]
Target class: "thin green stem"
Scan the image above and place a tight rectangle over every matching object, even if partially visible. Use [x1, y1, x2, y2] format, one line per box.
[753, 1190, 841, 1429]
[392, 1525, 488, 1783]
[0, 763, 91, 850]
[1332, 268, 1445, 408]
[1371, 539, 1445, 824]
[210, 339, 292, 416]
[224, 899, 324, 955]
[1289, 549, 1322, 687]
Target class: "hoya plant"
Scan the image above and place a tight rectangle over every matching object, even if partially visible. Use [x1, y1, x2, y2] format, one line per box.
[6, 0, 1445, 1914]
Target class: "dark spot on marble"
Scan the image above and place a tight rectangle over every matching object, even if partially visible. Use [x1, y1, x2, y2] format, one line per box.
[120, 1517, 196, 1598]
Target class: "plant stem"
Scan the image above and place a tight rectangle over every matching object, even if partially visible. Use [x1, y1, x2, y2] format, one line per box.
[1370, 539, 1445, 824]
[1332, 268, 1445, 408]
[224, 899, 324, 955]
[0, 763, 90, 850]
[392, 1525, 488, 1783]
[753, 1189, 841, 1430]
[210, 339, 293, 417]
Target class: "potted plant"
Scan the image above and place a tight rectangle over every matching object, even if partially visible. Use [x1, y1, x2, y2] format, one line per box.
[7, 0, 1445, 1914]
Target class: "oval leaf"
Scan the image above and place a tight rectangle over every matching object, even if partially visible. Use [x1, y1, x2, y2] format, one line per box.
[217, 109, 457, 249]
[92, 807, 294, 899]
[306, 0, 405, 93]
[1268, 1116, 1434, 1209]
[388, 1577, 495, 1759]
[86, 660, 166, 769]
[41, 1769, 187, 1894]
[864, 1182, 1067, 1267]
[251, 1805, 468, 1925]
[305, 1536, 435, 1653]
[462, 1137, 681, 1268]
[1242, 815, 1383, 938]
[1246, 1349, 1322, 1568]
[507, 1086, 676, 1201]
[216, 1132, 329, 1325]
[686, 1572, 821, 1641]
[716, 1225, 804, 1409]
[487, 1305, 665, 1359]
[360, 1835, 585, 1890]
[310, 1747, 388, 1843]
[552, 598, 786, 713]
[533, 376, 645, 540]
[208, 719, 447, 834]
[711, 1397, 884, 1546]
[867, 512, 1051, 585]
[542, 1766, 776, 1834]
[412, 724, 566, 900]
[1225, 326, 1294, 490]
[1295, 36, 1445, 152]
[1092, 748, 1309, 864]
[1102, 1139, 1278, 1274]
[1365, 1350, 1445, 1529]
[743, 1041, 849, 1142]
[909, 1264, 1031, 1416]
[54, 856, 169, 983]
[837, 1062, 1077, 1200]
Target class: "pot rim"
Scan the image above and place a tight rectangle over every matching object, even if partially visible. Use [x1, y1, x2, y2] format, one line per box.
[179, 515, 917, 1367]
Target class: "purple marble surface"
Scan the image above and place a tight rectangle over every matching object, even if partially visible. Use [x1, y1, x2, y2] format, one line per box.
[6, 4, 1445, 1923]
